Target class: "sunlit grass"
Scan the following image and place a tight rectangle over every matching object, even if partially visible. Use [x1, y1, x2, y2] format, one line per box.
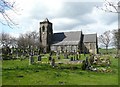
[2, 52, 118, 85]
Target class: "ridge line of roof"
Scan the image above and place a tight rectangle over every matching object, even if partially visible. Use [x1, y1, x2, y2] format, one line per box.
[83, 33, 97, 35]
[54, 31, 82, 34]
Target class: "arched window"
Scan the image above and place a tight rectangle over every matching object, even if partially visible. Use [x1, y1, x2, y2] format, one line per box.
[42, 26, 45, 32]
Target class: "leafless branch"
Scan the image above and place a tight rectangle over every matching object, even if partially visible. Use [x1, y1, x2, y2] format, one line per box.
[0, 0, 19, 28]
[97, 0, 120, 13]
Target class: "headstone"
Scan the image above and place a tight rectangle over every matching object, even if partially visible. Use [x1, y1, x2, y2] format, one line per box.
[49, 56, 52, 61]
[50, 52, 52, 56]
[89, 54, 94, 65]
[81, 60, 87, 70]
[56, 52, 60, 59]
[64, 53, 68, 59]
[70, 57, 73, 61]
[76, 52, 79, 60]
[38, 55, 41, 61]
[51, 58, 55, 67]
[29, 55, 34, 65]
[73, 55, 76, 61]
[85, 57, 91, 70]
[84, 51, 86, 56]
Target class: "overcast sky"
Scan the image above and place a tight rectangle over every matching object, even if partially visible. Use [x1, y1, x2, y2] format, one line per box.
[0, 0, 118, 37]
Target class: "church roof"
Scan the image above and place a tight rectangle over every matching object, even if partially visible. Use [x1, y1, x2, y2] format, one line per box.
[52, 31, 82, 45]
[83, 34, 97, 43]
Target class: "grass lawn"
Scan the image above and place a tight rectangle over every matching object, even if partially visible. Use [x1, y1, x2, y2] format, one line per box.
[2, 53, 118, 85]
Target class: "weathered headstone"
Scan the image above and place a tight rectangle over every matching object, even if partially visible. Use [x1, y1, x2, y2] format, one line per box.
[38, 55, 41, 61]
[85, 57, 91, 70]
[50, 52, 52, 56]
[84, 51, 86, 56]
[64, 53, 68, 59]
[29, 55, 34, 65]
[56, 52, 60, 59]
[51, 58, 55, 67]
[73, 55, 76, 61]
[89, 54, 94, 65]
[49, 56, 52, 61]
[70, 57, 73, 61]
[81, 60, 87, 70]
[76, 52, 79, 60]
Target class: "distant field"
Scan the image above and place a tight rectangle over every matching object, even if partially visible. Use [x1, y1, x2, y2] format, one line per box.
[99, 48, 117, 54]
[2, 53, 118, 85]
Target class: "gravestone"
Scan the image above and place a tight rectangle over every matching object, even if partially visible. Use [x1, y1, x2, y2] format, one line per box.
[81, 60, 87, 70]
[76, 52, 79, 60]
[29, 55, 34, 65]
[89, 54, 94, 65]
[64, 53, 68, 59]
[85, 57, 90, 70]
[51, 58, 55, 67]
[84, 51, 86, 56]
[70, 57, 73, 61]
[73, 55, 76, 61]
[49, 56, 52, 61]
[38, 55, 41, 61]
[50, 52, 52, 56]
[56, 52, 60, 59]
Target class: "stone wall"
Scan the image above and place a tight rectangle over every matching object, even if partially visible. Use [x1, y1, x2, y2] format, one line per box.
[83, 42, 97, 54]
[51, 45, 79, 52]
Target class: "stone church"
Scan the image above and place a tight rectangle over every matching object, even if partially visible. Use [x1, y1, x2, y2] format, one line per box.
[39, 18, 98, 54]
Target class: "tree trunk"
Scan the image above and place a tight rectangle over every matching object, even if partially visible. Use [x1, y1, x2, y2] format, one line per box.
[116, 49, 120, 58]
[106, 46, 108, 54]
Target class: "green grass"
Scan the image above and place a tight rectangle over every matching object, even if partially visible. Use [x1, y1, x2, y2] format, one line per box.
[2, 53, 118, 85]
[99, 48, 117, 54]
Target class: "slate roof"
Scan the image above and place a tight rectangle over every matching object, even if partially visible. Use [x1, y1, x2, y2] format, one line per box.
[83, 34, 97, 43]
[52, 31, 82, 46]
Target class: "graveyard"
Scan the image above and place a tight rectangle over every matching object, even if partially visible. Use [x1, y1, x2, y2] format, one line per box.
[1, 48, 119, 85]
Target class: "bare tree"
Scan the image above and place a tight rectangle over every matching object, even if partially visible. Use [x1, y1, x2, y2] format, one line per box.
[0, 32, 11, 47]
[0, 0, 18, 28]
[17, 34, 27, 49]
[99, 30, 112, 53]
[97, 0, 120, 13]
[17, 31, 40, 52]
[97, 0, 120, 56]
[0, 32, 17, 48]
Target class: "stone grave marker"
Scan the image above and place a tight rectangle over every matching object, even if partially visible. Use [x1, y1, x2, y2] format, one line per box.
[70, 57, 73, 61]
[51, 58, 55, 67]
[64, 53, 68, 59]
[89, 54, 94, 65]
[38, 55, 41, 62]
[56, 52, 60, 59]
[49, 56, 52, 61]
[29, 55, 34, 65]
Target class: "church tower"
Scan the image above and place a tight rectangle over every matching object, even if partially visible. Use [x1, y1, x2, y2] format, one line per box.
[39, 18, 53, 53]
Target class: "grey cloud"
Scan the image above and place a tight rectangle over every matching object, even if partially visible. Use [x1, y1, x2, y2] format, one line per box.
[24, 1, 117, 33]
[54, 22, 79, 31]
[79, 15, 97, 25]
[57, 2, 102, 18]
[100, 13, 118, 25]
